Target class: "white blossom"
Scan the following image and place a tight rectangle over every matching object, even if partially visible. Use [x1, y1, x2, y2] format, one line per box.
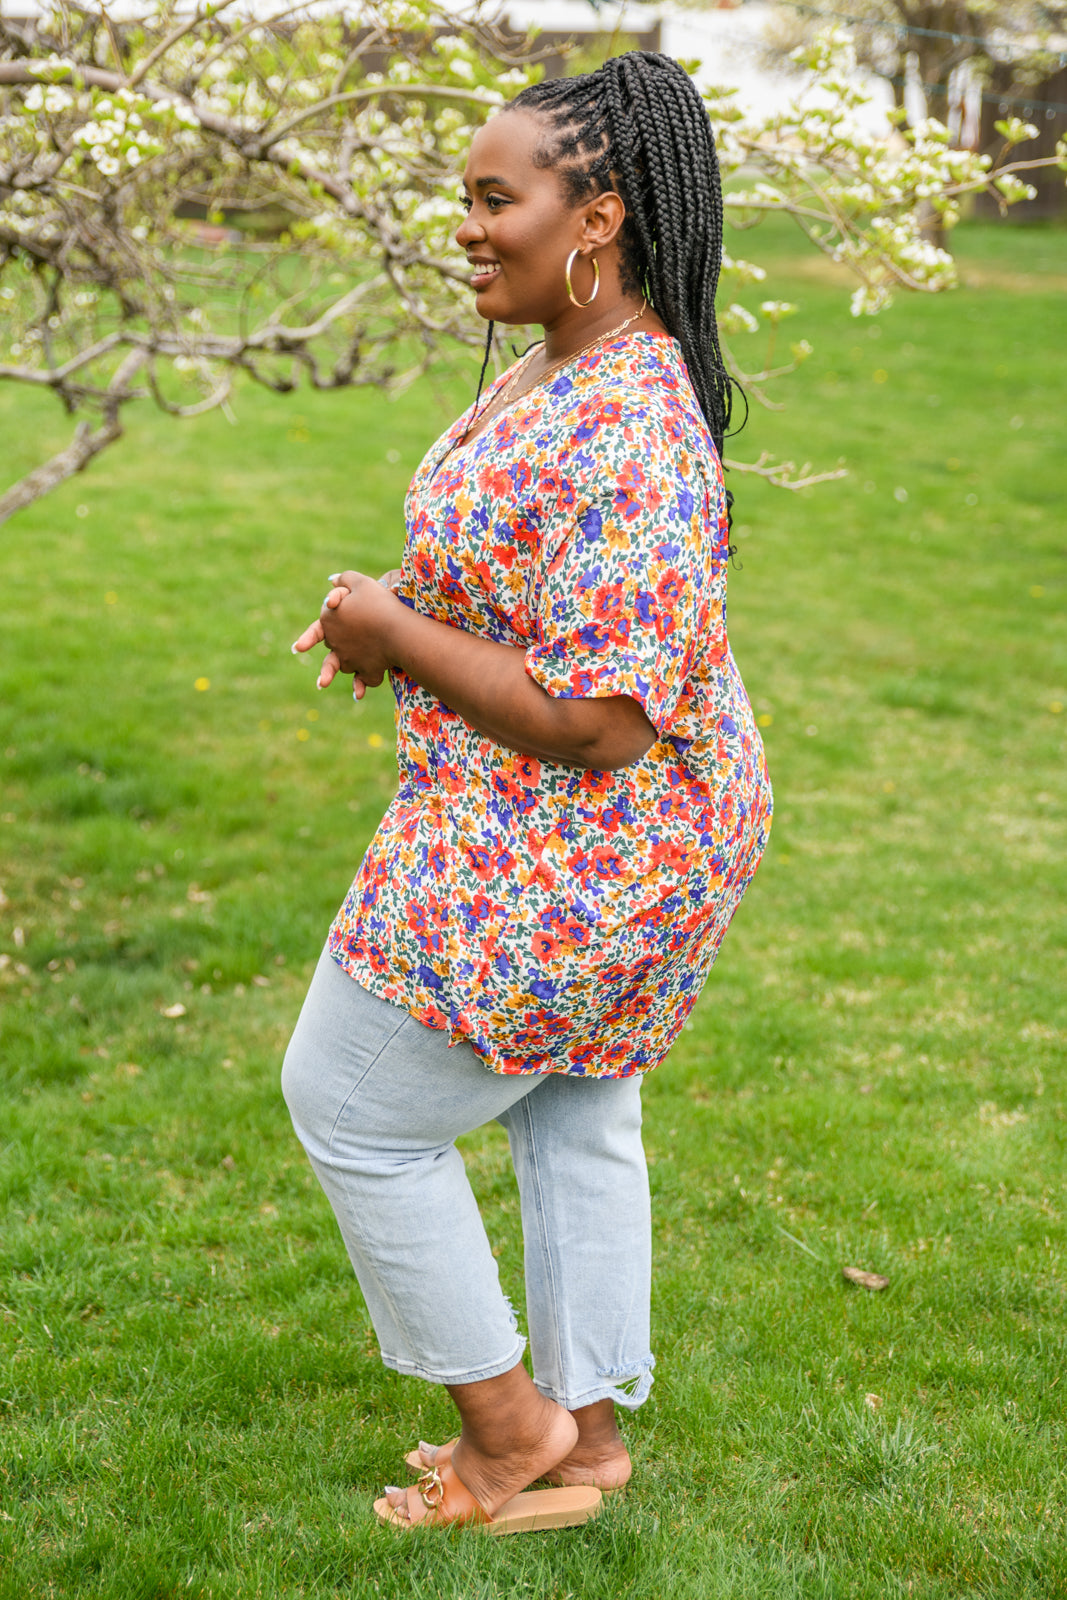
[759, 301, 798, 324]
[850, 284, 892, 317]
[720, 304, 760, 335]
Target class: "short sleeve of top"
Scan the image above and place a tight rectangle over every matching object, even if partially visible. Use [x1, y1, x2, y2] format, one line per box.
[523, 385, 722, 738]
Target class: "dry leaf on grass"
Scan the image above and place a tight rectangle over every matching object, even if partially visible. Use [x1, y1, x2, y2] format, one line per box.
[842, 1266, 889, 1291]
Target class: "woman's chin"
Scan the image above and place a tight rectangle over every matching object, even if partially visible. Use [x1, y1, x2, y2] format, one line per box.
[473, 283, 506, 317]
[472, 282, 531, 325]
[477, 302, 532, 329]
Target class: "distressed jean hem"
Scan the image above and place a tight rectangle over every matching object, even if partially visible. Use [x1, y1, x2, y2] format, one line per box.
[533, 1367, 655, 1413]
[379, 1336, 527, 1388]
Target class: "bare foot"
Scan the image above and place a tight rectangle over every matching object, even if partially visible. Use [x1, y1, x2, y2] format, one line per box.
[546, 1443, 631, 1490]
[412, 1398, 632, 1492]
[450, 1393, 577, 1517]
[388, 1361, 578, 1521]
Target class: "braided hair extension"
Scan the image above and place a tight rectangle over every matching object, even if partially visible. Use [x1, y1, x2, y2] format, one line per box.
[508, 53, 742, 464]
[474, 316, 495, 409]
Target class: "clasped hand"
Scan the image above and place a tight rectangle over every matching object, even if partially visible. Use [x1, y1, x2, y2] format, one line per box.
[291, 568, 402, 699]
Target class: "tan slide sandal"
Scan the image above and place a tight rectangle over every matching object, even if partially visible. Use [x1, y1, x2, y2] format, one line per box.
[374, 1458, 602, 1534]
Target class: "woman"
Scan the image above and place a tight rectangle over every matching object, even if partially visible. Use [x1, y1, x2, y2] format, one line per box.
[284, 53, 772, 1533]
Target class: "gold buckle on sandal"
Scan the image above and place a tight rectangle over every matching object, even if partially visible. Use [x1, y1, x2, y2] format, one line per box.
[417, 1465, 445, 1508]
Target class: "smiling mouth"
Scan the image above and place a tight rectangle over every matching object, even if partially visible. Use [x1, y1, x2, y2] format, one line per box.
[469, 262, 501, 289]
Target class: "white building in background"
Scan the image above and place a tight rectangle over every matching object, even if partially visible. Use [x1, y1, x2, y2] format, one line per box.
[498, 1, 897, 132]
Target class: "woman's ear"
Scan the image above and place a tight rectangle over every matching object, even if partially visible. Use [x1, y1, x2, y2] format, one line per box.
[579, 190, 627, 250]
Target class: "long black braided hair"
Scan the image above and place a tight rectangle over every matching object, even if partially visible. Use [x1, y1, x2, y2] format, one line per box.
[475, 51, 742, 465]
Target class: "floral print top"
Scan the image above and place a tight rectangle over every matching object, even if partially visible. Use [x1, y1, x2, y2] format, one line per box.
[328, 331, 772, 1077]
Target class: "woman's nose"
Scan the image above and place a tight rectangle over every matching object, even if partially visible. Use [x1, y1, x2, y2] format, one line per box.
[455, 210, 483, 248]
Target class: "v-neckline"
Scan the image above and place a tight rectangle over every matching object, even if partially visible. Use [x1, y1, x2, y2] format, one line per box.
[428, 330, 680, 482]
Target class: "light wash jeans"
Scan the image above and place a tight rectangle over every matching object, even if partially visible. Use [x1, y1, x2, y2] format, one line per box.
[281, 947, 654, 1410]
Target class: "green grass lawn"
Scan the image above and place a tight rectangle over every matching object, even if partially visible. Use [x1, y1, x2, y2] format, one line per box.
[1, 218, 1064, 1598]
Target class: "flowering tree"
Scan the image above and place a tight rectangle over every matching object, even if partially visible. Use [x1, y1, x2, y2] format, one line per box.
[1, 1, 1063, 523]
[752, 0, 1067, 133]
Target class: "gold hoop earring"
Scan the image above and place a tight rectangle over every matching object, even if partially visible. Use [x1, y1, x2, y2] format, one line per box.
[565, 249, 600, 308]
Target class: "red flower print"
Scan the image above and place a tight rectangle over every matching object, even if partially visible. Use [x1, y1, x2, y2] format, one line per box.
[354, 940, 389, 975]
[654, 610, 678, 645]
[528, 857, 558, 892]
[591, 582, 626, 624]
[566, 847, 592, 880]
[599, 1038, 635, 1070]
[531, 931, 561, 962]
[492, 771, 524, 807]
[590, 846, 628, 881]
[514, 755, 542, 789]
[494, 846, 517, 878]
[655, 567, 685, 607]
[465, 845, 495, 881]
[567, 669, 601, 696]
[608, 460, 646, 520]
[650, 839, 692, 874]
[580, 769, 613, 795]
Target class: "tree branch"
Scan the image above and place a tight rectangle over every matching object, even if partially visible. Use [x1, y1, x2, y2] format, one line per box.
[724, 452, 849, 490]
[0, 344, 148, 524]
[124, 0, 243, 93]
[0, 413, 124, 524]
[254, 81, 505, 153]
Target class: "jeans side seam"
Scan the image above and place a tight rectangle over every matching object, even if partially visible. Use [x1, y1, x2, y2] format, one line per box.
[514, 1092, 568, 1400]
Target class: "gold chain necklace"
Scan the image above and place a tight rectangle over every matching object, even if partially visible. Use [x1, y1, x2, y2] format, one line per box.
[475, 298, 649, 433]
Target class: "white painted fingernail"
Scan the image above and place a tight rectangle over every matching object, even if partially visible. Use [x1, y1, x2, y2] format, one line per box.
[291, 643, 299, 654]
[328, 573, 340, 583]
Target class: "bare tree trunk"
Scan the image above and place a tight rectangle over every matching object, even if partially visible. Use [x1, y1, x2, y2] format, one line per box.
[909, 21, 976, 257]
[918, 199, 948, 253]
[0, 414, 123, 525]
